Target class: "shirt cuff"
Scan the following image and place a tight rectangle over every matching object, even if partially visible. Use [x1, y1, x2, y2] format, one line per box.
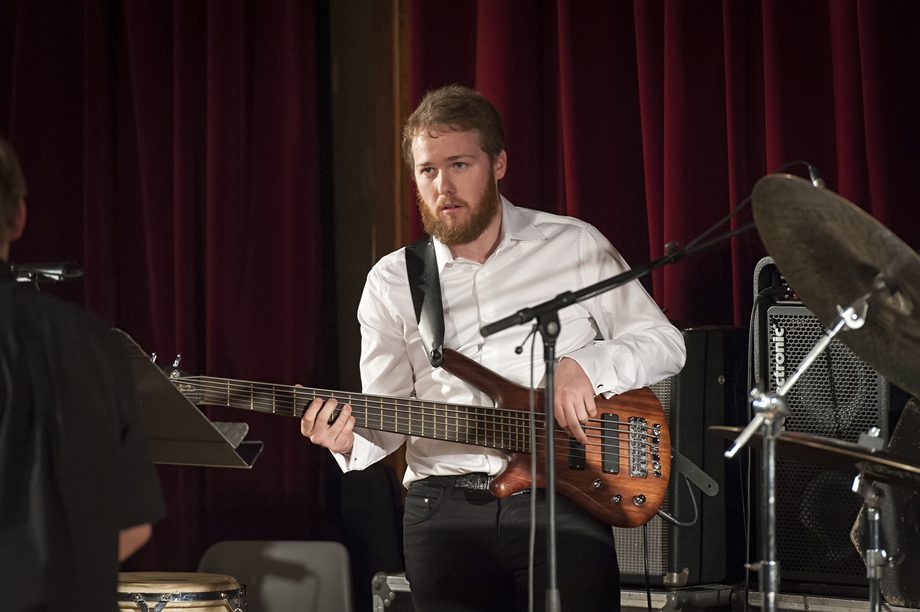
[331, 432, 374, 472]
[562, 343, 618, 397]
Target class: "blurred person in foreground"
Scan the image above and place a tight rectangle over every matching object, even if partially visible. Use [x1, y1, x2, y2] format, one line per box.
[0, 135, 165, 612]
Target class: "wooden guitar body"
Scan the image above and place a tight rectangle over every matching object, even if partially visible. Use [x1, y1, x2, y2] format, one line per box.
[440, 349, 670, 528]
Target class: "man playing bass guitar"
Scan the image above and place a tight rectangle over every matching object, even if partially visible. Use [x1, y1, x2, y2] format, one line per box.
[301, 85, 686, 612]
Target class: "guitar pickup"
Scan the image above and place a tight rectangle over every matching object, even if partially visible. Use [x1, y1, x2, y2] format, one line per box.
[601, 413, 619, 474]
[568, 438, 586, 470]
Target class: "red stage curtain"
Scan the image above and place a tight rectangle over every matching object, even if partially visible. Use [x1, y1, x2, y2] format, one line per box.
[407, 0, 920, 327]
[0, 0, 337, 570]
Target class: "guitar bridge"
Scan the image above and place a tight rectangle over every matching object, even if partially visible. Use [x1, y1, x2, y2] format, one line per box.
[628, 416, 648, 478]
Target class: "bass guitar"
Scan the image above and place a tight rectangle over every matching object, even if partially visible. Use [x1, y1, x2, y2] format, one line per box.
[171, 348, 670, 528]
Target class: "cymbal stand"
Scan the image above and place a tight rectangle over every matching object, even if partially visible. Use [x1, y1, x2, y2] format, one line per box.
[725, 293, 870, 612]
[853, 431, 889, 612]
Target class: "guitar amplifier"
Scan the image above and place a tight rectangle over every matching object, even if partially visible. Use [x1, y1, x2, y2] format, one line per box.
[613, 327, 747, 587]
[752, 257, 890, 589]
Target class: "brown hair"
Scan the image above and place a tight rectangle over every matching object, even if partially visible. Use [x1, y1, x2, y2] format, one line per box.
[402, 84, 505, 168]
[0, 137, 27, 241]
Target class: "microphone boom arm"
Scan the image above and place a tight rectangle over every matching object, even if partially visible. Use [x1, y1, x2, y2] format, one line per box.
[480, 222, 755, 338]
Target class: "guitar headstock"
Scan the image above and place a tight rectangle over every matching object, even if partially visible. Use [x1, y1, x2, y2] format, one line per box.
[150, 352, 188, 380]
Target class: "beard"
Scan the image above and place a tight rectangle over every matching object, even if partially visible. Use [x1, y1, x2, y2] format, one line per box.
[416, 172, 501, 246]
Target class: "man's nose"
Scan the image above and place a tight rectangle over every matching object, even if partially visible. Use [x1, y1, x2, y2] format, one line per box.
[436, 173, 455, 195]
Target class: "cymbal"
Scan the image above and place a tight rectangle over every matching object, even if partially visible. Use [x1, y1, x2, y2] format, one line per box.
[710, 425, 920, 490]
[752, 174, 920, 399]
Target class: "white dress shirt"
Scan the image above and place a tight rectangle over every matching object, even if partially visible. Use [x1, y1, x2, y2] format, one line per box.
[334, 197, 686, 485]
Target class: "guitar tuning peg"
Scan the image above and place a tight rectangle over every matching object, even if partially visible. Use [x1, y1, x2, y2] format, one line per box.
[168, 354, 183, 380]
[150, 352, 158, 363]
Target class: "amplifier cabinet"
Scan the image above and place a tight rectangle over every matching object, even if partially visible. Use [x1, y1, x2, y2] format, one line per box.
[614, 327, 746, 587]
[762, 304, 888, 586]
[753, 257, 890, 588]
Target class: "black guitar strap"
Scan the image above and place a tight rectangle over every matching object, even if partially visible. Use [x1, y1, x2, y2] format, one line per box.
[405, 235, 444, 367]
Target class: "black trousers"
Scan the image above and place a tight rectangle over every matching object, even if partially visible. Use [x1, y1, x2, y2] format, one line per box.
[403, 475, 620, 612]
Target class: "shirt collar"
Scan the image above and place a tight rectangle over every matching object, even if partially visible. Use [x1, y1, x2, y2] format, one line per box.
[500, 195, 545, 242]
[430, 196, 546, 270]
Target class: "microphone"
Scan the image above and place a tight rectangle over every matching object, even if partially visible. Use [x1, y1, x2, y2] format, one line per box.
[12, 261, 85, 283]
[807, 164, 826, 189]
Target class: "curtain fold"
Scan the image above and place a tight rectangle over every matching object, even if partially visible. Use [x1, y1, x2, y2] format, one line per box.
[1, 0, 335, 571]
[407, 0, 920, 328]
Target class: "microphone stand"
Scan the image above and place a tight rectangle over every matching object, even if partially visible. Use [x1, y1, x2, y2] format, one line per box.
[481, 220, 754, 612]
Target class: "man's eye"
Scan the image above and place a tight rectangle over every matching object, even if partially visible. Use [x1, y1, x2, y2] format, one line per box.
[420, 167, 435, 176]
[453, 162, 468, 169]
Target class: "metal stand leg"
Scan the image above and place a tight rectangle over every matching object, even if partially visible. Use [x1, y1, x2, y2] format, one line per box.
[760, 414, 782, 612]
[855, 478, 887, 612]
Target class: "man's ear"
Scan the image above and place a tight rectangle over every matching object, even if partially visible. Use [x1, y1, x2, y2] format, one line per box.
[11, 199, 26, 241]
[493, 150, 507, 181]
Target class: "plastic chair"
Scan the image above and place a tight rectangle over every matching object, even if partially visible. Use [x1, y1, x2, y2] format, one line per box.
[198, 540, 354, 612]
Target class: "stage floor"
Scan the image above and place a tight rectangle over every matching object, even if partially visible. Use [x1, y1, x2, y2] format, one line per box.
[623, 586, 920, 612]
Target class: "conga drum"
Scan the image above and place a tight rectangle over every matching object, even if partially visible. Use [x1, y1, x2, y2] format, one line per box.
[118, 572, 247, 611]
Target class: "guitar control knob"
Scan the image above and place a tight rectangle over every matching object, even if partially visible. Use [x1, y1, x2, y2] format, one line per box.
[593, 478, 604, 489]
[611, 495, 622, 504]
[633, 494, 646, 507]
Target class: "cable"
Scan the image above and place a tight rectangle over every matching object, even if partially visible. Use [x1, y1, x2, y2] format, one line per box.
[742, 286, 780, 612]
[656, 475, 699, 528]
[525, 324, 539, 612]
[643, 524, 652, 611]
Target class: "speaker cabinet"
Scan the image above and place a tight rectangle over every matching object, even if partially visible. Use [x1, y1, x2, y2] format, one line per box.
[614, 327, 746, 587]
[752, 257, 889, 589]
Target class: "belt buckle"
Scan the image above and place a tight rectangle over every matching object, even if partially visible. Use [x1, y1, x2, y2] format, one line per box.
[455, 473, 492, 491]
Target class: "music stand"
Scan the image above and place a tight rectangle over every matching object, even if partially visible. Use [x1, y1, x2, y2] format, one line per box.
[116, 329, 263, 468]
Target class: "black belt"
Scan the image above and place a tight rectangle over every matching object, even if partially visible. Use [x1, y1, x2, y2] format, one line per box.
[416, 473, 495, 491]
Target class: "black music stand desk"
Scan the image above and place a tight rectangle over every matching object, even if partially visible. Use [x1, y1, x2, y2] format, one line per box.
[118, 329, 263, 468]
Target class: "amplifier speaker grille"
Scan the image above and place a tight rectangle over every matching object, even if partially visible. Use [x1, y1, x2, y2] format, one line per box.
[613, 377, 673, 578]
[764, 305, 888, 584]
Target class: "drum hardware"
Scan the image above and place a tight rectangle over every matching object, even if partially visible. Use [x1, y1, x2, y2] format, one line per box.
[717, 173, 920, 612]
[712, 423, 920, 612]
[710, 427, 920, 489]
[853, 464, 889, 612]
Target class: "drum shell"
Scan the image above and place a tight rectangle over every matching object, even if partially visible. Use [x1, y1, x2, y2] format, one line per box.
[117, 572, 246, 611]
